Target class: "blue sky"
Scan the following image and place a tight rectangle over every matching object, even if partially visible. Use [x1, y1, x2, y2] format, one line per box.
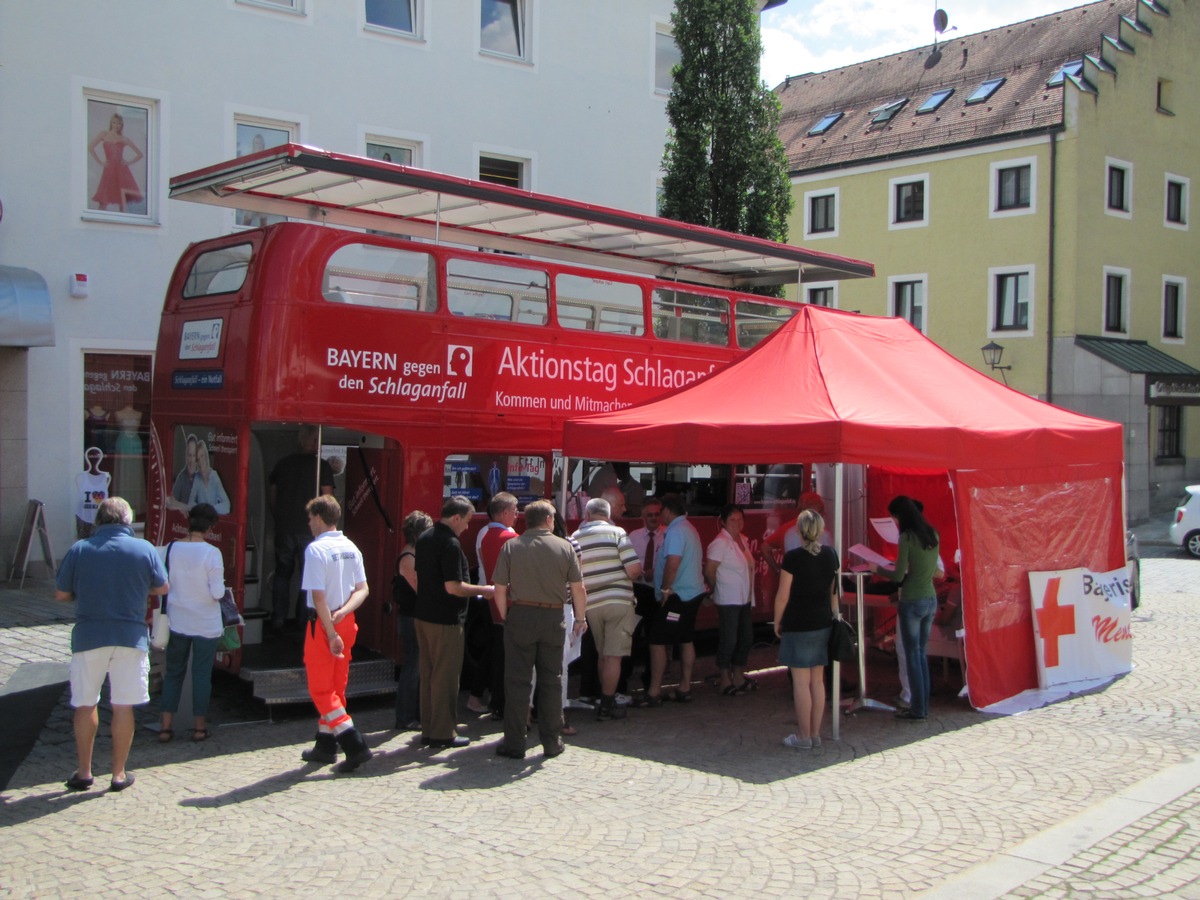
[760, 1, 1096, 88]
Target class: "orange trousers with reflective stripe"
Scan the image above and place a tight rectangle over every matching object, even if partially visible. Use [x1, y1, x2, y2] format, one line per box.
[304, 612, 357, 732]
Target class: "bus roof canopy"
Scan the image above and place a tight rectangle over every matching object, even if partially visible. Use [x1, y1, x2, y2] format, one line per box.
[169, 144, 874, 291]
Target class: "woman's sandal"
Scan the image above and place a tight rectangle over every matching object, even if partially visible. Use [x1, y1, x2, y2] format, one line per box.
[157, 729, 174, 743]
[733, 677, 758, 694]
[671, 690, 693, 703]
[65, 772, 94, 792]
[720, 684, 739, 697]
[191, 728, 212, 742]
[631, 693, 663, 708]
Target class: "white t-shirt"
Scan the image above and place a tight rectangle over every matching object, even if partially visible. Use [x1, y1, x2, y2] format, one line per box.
[302, 530, 367, 612]
[159, 540, 225, 639]
[706, 528, 754, 607]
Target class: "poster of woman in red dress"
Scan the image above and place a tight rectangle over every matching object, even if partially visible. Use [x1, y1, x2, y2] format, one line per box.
[87, 101, 148, 215]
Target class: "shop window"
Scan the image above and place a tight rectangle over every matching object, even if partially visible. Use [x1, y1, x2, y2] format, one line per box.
[1105, 159, 1132, 217]
[889, 174, 928, 228]
[890, 276, 926, 333]
[1165, 175, 1188, 228]
[447, 258, 548, 323]
[805, 189, 838, 237]
[1157, 406, 1182, 460]
[81, 353, 152, 529]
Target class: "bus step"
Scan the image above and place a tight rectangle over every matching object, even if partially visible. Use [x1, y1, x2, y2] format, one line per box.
[250, 659, 396, 706]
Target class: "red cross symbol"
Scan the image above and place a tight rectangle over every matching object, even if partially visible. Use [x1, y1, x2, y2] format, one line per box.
[1035, 576, 1076, 668]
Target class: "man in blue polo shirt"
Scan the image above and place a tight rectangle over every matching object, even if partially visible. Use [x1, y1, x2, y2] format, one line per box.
[634, 493, 705, 706]
[55, 497, 169, 793]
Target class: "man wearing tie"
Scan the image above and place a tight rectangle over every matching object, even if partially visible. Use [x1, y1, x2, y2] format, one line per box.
[626, 497, 664, 692]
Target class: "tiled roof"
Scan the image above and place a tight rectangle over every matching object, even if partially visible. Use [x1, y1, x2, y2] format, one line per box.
[775, 0, 1139, 173]
[1076, 335, 1200, 375]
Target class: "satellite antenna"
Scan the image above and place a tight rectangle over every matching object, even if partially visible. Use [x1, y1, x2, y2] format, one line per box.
[928, 7, 956, 66]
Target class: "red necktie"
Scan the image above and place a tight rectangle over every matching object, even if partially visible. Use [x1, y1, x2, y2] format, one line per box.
[645, 531, 656, 575]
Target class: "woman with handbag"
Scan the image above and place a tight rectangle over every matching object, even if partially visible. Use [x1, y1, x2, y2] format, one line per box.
[870, 495, 941, 722]
[157, 503, 226, 743]
[774, 509, 840, 750]
[394, 509, 433, 731]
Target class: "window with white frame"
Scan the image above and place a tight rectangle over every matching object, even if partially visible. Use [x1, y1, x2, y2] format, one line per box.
[366, 138, 417, 167]
[991, 158, 1036, 217]
[655, 23, 679, 94]
[804, 188, 838, 238]
[1103, 267, 1130, 335]
[237, 0, 304, 13]
[1157, 405, 1182, 459]
[806, 284, 836, 308]
[1163, 277, 1186, 341]
[889, 275, 927, 332]
[84, 92, 156, 223]
[1105, 158, 1132, 218]
[234, 117, 296, 228]
[479, 153, 527, 189]
[889, 174, 928, 229]
[481, 0, 527, 61]
[365, 0, 419, 37]
[1165, 174, 1189, 229]
[989, 266, 1033, 334]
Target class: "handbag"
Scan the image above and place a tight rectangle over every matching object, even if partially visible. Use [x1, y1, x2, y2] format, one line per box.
[218, 588, 241, 628]
[828, 616, 858, 665]
[150, 542, 175, 651]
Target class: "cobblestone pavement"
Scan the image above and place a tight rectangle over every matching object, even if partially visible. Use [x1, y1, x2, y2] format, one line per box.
[1, 544, 1196, 898]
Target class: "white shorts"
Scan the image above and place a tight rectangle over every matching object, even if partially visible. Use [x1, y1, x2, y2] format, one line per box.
[69, 646, 151, 707]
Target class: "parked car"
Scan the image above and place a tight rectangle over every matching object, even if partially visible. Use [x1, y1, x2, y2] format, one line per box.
[1169, 485, 1200, 558]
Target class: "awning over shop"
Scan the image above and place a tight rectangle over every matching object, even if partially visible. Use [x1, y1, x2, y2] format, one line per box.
[0, 266, 54, 347]
[1075, 334, 1200, 377]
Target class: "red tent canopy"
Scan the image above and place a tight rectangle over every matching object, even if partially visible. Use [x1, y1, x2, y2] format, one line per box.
[563, 305, 1122, 467]
[563, 305, 1127, 708]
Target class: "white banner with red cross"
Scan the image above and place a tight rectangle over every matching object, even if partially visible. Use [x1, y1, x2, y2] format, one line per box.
[1027, 566, 1134, 690]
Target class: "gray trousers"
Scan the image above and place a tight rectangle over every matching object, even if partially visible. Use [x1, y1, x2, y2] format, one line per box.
[502, 605, 566, 752]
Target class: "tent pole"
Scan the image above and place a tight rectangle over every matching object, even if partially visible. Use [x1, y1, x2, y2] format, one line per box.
[558, 455, 569, 516]
[832, 462, 844, 741]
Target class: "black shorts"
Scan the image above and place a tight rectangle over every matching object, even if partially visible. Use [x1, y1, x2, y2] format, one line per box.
[647, 594, 702, 645]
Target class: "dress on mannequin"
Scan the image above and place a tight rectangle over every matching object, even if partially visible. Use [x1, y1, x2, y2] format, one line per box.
[113, 405, 145, 518]
[76, 447, 111, 538]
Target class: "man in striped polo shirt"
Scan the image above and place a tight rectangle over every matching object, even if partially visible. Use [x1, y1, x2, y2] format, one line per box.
[571, 497, 642, 721]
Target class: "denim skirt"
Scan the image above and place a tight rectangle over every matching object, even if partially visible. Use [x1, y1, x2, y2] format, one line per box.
[778, 627, 831, 668]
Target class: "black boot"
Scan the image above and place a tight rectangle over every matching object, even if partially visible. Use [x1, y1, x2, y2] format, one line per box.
[334, 728, 373, 773]
[301, 732, 338, 764]
[596, 694, 627, 721]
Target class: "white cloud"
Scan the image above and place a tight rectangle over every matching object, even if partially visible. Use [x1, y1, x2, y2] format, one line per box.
[761, 0, 1100, 88]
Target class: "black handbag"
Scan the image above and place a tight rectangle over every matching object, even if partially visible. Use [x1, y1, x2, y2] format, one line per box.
[828, 617, 858, 665]
[218, 588, 241, 627]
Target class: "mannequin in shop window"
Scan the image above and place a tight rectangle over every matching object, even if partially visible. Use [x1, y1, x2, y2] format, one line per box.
[112, 404, 146, 519]
[75, 447, 111, 538]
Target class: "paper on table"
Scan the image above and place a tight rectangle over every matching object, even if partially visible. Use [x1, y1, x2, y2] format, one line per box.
[870, 517, 899, 544]
[849, 543, 892, 568]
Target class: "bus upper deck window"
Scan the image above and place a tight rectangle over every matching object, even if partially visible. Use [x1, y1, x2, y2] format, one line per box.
[735, 299, 797, 349]
[322, 243, 436, 311]
[447, 258, 548, 324]
[652, 288, 730, 347]
[182, 244, 252, 298]
[555, 274, 645, 336]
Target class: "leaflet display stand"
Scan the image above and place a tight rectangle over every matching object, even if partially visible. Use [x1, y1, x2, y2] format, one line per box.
[8, 499, 56, 588]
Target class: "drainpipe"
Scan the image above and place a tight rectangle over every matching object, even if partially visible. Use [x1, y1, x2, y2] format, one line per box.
[1046, 131, 1057, 402]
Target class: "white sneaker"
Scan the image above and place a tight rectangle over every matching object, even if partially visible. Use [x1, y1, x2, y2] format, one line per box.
[782, 734, 813, 750]
[614, 693, 631, 706]
[567, 697, 596, 710]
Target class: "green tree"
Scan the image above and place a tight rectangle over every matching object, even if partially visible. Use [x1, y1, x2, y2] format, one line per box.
[660, 0, 792, 247]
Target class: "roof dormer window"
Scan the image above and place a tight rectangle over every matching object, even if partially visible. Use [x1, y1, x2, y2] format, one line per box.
[808, 112, 843, 136]
[869, 98, 907, 124]
[916, 89, 954, 114]
[966, 77, 1005, 104]
[1047, 60, 1084, 86]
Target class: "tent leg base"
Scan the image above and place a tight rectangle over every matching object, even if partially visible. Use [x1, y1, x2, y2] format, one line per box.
[847, 697, 895, 714]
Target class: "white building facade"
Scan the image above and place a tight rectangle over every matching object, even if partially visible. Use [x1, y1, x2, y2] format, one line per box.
[0, 0, 682, 561]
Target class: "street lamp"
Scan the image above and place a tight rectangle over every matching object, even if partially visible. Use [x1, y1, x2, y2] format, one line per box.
[981, 341, 1011, 385]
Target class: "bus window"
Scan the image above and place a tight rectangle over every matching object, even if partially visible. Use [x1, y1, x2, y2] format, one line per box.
[447, 258, 548, 324]
[322, 243, 435, 311]
[735, 299, 797, 349]
[555, 274, 645, 336]
[736, 463, 805, 508]
[182, 243, 252, 298]
[652, 288, 729, 347]
[445, 453, 547, 510]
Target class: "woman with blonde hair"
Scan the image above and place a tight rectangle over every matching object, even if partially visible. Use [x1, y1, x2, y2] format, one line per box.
[774, 509, 840, 750]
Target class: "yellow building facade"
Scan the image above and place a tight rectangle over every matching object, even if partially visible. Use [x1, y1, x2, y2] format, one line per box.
[777, 0, 1199, 519]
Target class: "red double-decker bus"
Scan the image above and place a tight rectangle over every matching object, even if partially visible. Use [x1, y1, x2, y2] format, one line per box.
[149, 145, 872, 676]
